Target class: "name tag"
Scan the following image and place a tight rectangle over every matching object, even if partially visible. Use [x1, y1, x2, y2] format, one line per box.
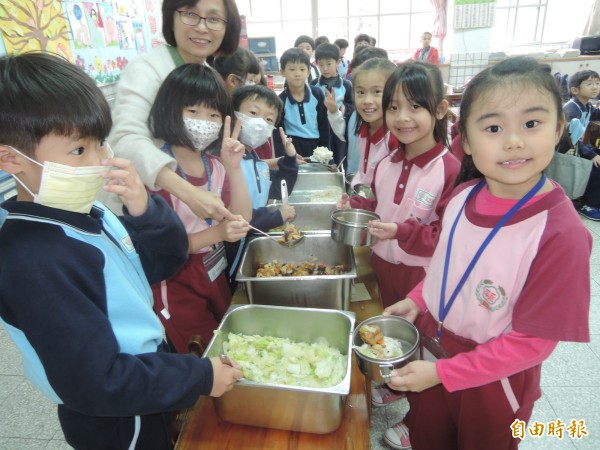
[202, 242, 227, 282]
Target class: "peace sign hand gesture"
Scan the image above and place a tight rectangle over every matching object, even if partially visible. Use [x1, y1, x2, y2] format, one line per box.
[219, 115, 245, 170]
[324, 87, 339, 114]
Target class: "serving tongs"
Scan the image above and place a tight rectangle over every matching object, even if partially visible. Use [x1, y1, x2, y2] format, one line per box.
[279, 180, 304, 247]
[244, 182, 303, 248]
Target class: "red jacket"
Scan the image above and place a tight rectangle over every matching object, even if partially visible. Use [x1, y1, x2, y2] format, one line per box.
[413, 46, 440, 66]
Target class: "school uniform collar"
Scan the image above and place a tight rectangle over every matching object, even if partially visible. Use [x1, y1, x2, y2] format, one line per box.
[318, 74, 343, 88]
[570, 97, 592, 113]
[1, 199, 105, 234]
[359, 123, 386, 143]
[285, 84, 311, 104]
[391, 141, 446, 167]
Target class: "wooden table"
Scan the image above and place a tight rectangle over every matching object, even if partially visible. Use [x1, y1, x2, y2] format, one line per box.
[175, 246, 383, 450]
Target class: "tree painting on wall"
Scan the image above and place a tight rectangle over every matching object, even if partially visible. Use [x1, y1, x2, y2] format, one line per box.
[0, 0, 72, 60]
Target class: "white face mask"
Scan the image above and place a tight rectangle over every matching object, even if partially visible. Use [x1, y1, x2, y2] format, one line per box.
[183, 117, 223, 152]
[8, 144, 111, 214]
[235, 111, 275, 149]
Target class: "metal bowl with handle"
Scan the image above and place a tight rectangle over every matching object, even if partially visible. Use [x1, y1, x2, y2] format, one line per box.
[352, 315, 420, 384]
[331, 209, 380, 246]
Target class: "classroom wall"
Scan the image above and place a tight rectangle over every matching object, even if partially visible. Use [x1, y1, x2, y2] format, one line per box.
[0, 0, 164, 89]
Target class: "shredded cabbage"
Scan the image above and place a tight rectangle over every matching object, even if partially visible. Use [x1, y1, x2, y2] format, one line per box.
[223, 332, 346, 388]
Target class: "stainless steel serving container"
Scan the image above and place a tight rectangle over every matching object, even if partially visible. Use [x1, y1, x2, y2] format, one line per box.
[236, 234, 357, 309]
[204, 304, 355, 433]
[266, 202, 337, 234]
[281, 172, 345, 204]
[352, 315, 420, 383]
[298, 162, 332, 173]
[331, 209, 380, 246]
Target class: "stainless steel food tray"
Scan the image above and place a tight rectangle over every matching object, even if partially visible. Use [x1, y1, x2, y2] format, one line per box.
[204, 304, 355, 433]
[236, 234, 356, 309]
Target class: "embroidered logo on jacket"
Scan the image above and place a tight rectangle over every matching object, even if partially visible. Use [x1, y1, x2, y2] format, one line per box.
[121, 235, 135, 253]
[415, 188, 436, 208]
[476, 279, 507, 312]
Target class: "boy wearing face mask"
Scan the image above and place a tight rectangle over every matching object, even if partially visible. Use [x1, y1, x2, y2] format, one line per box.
[224, 84, 300, 291]
[0, 53, 243, 449]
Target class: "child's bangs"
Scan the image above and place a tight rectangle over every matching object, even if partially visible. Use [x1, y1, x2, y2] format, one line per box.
[400, 71, 436, 113]
[0, 87, 111, 153]
[31, 100, 112, 142]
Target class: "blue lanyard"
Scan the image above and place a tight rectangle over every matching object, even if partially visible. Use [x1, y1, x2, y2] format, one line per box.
[162, 143, 213, 225]
[437, 175, 547, 338]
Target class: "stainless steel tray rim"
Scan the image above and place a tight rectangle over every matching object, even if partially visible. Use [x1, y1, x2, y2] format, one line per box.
[210, 304, 355, 395]
[237, 272, 357, 282]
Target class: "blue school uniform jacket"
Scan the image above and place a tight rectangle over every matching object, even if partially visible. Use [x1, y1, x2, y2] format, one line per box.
[0, 196, 215, 415]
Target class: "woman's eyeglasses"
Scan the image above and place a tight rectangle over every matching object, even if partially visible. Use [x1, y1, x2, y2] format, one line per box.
[176, 10, 227, 31]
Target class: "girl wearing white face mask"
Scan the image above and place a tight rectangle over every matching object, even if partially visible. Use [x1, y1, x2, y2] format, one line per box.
[148, 64, 251, 353]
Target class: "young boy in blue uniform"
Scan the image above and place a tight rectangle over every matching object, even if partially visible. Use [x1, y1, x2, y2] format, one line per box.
[0, 52, 242, 450]
[563, 70, 600, 220]
[225, 84, 300, 291]
[294, 35, 320, 83]
[311, 42, 354, 165]
[274, 48, 330, 159]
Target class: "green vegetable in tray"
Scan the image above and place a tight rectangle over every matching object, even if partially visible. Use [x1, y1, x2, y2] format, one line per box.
[223, 332, 346, 388]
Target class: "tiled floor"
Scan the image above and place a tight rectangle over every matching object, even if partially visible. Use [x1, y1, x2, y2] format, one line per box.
[1, 218, 599, 450]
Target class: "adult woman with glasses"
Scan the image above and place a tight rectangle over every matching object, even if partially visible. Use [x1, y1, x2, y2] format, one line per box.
[106, 0, 241, 221]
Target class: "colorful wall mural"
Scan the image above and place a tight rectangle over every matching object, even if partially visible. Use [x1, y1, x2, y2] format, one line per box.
[0, 0, 164, 85]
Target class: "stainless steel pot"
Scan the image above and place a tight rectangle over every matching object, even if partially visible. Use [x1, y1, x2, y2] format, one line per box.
[352, 315, 420, 383]
[331, 209, 380, 246]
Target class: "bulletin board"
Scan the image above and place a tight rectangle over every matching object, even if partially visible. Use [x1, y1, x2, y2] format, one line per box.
[0, 0, 164, 85]
[454, 0, 497, 29]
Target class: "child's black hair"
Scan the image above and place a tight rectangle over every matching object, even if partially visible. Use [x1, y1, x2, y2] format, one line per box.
[315, 43, 340, 62]
[350, 46, 389, 70]
[294, 35, 315, 50]
[354, 33, 371, 46]
[382, 61, 447, 146]
[352, 57, 396, 135]
[213, 47, 261, 83]
[456, 56, 563, 185]
[569, 70, 600, 89]
[334, 38, 349, 50]
[279, 48, 311, 71]
[314, 36, 330, 48]
[232, 84, 283, 122]
[0, 52, 111, 157]
[149, 64, 232, 153]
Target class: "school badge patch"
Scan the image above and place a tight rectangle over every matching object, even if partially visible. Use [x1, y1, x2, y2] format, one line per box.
[121, 235, 135, 253]
[415, 188, 436, 208]
[476, 279, 507, 312]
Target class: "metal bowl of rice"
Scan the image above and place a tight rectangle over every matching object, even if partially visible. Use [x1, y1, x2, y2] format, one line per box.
[352, 315, 419, 383]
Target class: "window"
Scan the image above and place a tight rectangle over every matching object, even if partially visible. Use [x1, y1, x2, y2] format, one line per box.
[238, 0, 436, 62]
[490, 0, 594, 49]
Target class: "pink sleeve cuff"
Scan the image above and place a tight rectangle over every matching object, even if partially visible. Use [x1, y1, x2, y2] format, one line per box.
[406, 281, 426, 312]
